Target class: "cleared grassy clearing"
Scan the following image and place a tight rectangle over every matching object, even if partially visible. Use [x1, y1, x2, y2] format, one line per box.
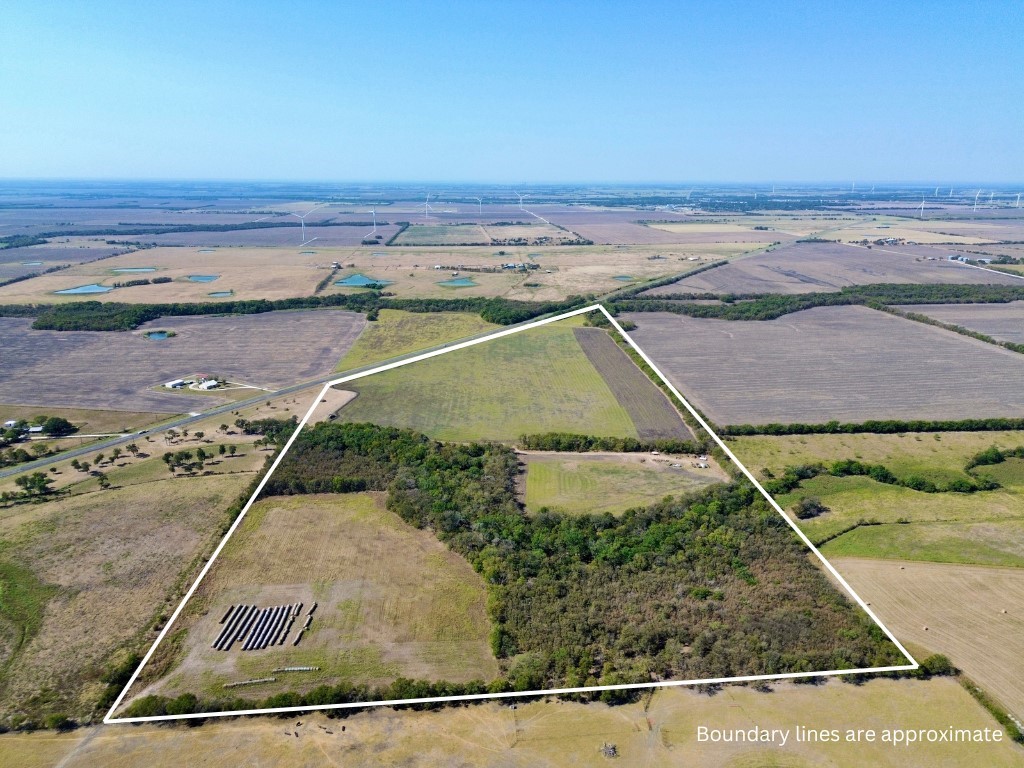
[335, 309, 498, 371]
[573, 327, 693, 440]
[522, 452, 725, 516]
[837, 557, 1024, 720]
[732, 430, 1024, 486]
[337, 322, 638, 442]
[822, 520, 1024, 567]
[17, 678, 1024, 767]
[776, 474, 1023, 543]
[132, 493, 496, 704]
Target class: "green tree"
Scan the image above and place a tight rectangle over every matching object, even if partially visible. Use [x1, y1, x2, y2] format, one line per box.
[15, 471, 54, 496]
[41, 416, 75, 437]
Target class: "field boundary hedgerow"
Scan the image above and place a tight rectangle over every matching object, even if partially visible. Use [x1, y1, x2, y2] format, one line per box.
[102, 303, 917, 725]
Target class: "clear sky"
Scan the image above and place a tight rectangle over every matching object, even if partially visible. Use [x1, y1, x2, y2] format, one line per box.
[1, 1, 1021, 183]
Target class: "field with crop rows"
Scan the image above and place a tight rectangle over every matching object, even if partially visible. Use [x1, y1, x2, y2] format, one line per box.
[625, 307, 1024, 425]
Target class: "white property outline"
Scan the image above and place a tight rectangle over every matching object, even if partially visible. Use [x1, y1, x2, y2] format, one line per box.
[105, 303, 917, 724]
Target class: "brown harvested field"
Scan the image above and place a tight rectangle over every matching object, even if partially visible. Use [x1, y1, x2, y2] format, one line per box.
[133, 224, 401, 248]
[0, 467, 258, 721]
[573, 327, 692, 440]
[624, 306, 1024, 426]
[645, 221, 782, 243]
[0, 310, 364, 412]
[836, 557, 1024, 719]
[15, 678, 1024, 767]
[641, 241, 1022, 296]
[896, 301, 1024, 345]
[124, 493, 497, 708]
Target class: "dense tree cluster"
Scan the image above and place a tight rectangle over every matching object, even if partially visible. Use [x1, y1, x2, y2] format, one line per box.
[260, 422, 904, 695]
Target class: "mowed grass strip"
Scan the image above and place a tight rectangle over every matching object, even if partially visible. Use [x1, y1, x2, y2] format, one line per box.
[336, 309, 499, 372]
[523, 453, 721, 516]
[573, 327, 692, 440]
[338, 323, 638, 442]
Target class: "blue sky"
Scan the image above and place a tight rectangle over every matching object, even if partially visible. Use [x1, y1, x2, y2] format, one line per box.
[1, 1, 1021, 182]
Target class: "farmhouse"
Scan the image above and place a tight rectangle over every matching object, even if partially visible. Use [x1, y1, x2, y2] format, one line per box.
[197, 380, 220, 391]
[164, 379, 186, 389]
[3, 419, 17, 428]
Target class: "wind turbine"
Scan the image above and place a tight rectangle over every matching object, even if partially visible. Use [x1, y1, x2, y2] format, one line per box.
[423, 193, 434, 220]
[1016, 193, 1021, 208]
[974, 190, 982, 212]
[934, 186, 940, 196]
[290, 203, 325, 246]
[474, 197, 483, 215]
[989, 191, 995, 205]
[949, 187, 954, 197]
[514, 191, 527, 211]
[918, 198, 925, 219]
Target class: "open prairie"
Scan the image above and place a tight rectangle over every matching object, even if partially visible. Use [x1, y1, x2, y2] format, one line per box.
[0, 310, 364, 412]
[641, 240, 1021, 296]
[337, 321, 639, 442]
[0, 458, 260, 722]
[11, 678, 1022, 767]
[521, 451, 727, 515]
[837, 558, 1024, 719]
[624, 306, 1024, 425]
[125, 493, 496, 707]
[336, 309, 498, 371]
[0, 246, 340, 304]
[896, 300, 1024, 345]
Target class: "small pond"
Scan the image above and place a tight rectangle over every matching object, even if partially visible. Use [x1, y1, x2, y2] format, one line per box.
[437, 277, 478, 288]
[188, 275, 220, 282]
[335, 273, 392, 287]
[21, 261, 43, 266]
[54, 283, 113, 295]
[112, 267, 157, 273]
[197, 248, 216, 253]
[208, 291, 234, 298]
[145, 331, 170, 340]
[613, 275, 635, 281]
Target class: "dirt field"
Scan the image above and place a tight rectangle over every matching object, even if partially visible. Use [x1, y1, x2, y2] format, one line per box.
[126, 493, 497, 707]
[392, 223, 491, 245]
[0, 310, 364, 412]
[624, 306, 1024, 425]
[10, 678, 1022, 766]
[896, 301, 1024, 345]
[337, 321, 638, 442]
[641, 241, 1022, 296]
[521, 451, 726, 515]
[573, 327, 693, 441]
[836, 557, 1024, 720]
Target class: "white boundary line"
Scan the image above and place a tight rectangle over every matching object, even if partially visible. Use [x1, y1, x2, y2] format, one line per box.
[105, 304, 916, 725]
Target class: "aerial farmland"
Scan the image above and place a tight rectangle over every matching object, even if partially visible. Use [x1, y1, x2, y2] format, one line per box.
[624, 306, 1024, 426]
